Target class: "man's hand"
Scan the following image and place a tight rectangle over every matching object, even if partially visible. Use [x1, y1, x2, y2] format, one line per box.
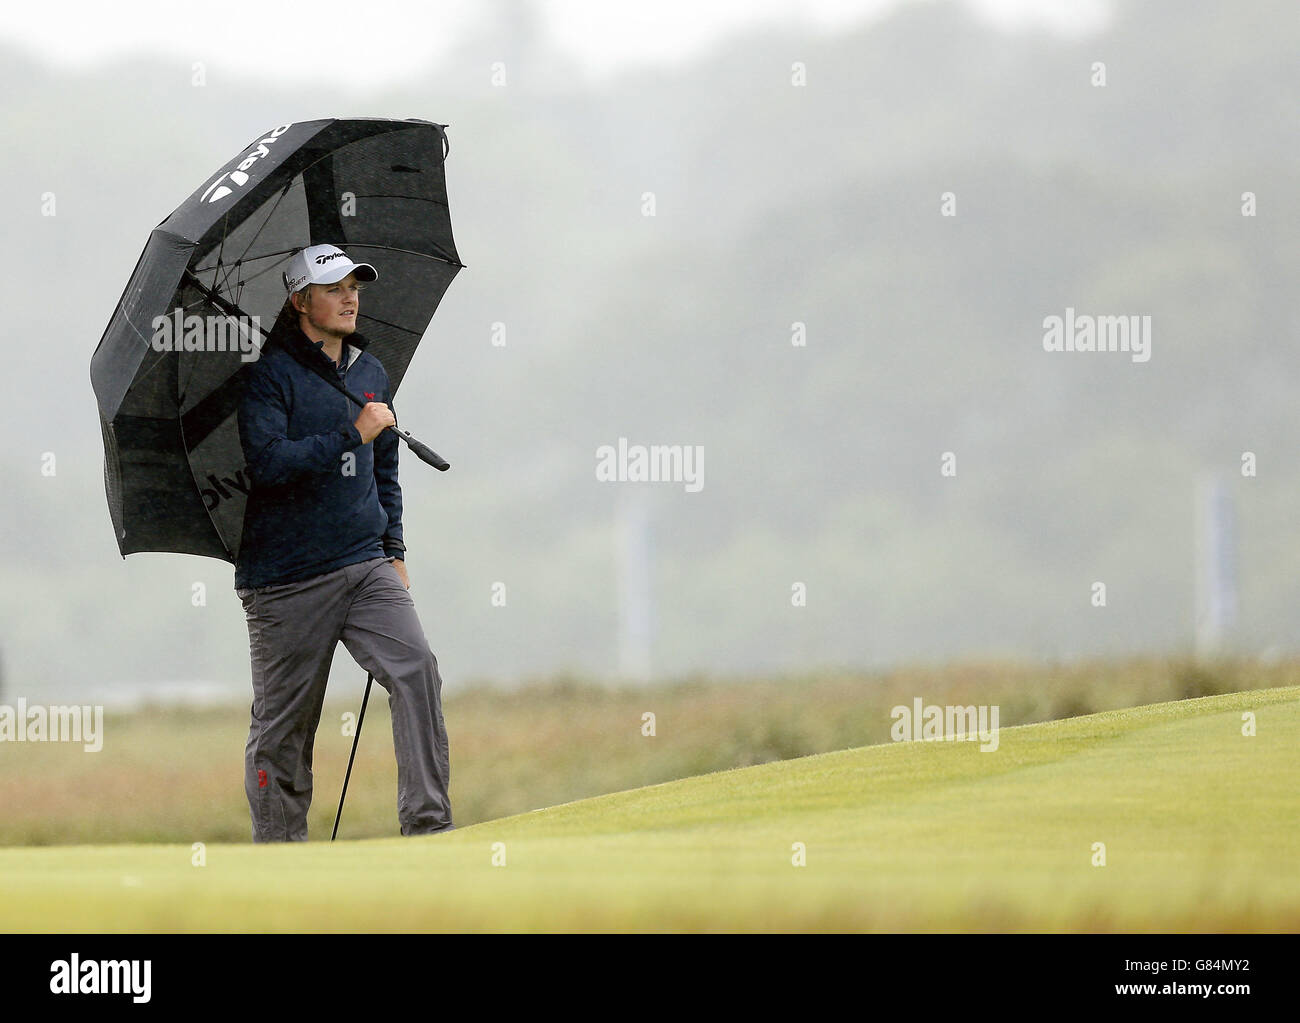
[390, 559, 410, 589]
[354, 402, 396, 444]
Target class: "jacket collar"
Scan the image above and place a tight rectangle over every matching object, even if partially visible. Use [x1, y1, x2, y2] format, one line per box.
[277, 323, 368, 370]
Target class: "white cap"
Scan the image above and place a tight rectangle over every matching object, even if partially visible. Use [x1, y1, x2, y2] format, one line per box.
[283, 244, 378, 293]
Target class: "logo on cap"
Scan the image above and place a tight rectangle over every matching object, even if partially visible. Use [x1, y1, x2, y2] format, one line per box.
[283, 244, 378, 293]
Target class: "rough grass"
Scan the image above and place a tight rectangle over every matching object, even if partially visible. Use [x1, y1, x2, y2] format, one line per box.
[0, 656, 1292, 846]
[0, 685, 1295, 932]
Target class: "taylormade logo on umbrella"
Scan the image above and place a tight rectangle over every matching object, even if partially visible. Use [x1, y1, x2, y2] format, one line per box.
[200, 123, 292, 204]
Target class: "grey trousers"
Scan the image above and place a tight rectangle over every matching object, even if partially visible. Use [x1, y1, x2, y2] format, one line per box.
[235, 556, 452, 842]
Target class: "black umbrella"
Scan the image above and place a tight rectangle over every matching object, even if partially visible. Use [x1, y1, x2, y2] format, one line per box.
[90, 117, 464, 562]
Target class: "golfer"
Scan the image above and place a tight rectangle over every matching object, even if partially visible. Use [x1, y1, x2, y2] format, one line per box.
[232, 243, 453, 842]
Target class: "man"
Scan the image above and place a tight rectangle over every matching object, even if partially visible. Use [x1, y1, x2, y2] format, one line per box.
[233, 243, 453, 842]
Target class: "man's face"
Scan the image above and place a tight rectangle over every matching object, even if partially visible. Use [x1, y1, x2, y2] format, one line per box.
[295, 273, 361, 338]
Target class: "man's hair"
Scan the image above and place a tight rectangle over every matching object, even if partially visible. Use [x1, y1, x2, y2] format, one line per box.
[267, 289, 309, 344]
[272, 283, 320, 335]
[270, 294, 304, 339]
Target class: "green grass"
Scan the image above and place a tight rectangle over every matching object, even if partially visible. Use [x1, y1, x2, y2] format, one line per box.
[1, 686, 1296, 932]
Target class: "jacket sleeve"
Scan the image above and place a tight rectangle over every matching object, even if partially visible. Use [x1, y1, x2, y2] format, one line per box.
[239, 361, 364, 487]
[375, 375, 405, 561]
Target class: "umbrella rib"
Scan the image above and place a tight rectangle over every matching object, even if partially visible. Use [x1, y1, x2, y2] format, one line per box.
[182, 270, 257, 323]
[224, 257, 296, 293]
[191, 248, 299, 276]
[358, 312, 421, 336]
[110, 301, 175, 395]
[188, 255, 295, 295]
[207, 181, 298, 303]
[229, 181, 298, 276]
[343, 242, 465, 268]
[126, 346, 173, 393]
[332, 193, 450, 209]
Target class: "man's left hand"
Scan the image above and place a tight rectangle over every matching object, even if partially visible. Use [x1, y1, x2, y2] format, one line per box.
[390, 559, 410, 589]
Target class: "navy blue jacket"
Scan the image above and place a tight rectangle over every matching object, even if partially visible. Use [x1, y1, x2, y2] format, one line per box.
[233, 325, 405, 590]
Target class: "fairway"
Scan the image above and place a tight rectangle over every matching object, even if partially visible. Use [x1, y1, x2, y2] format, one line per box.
[2, 688, 1296, 932]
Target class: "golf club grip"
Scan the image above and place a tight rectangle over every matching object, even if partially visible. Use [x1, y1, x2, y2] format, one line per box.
[395, 429, 450, 471]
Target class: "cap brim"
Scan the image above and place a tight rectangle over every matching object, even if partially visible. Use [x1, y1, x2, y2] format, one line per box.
[314, 262, 378, 285]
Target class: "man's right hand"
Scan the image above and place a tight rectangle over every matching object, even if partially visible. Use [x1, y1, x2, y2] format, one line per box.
[354, 402, 396, 444]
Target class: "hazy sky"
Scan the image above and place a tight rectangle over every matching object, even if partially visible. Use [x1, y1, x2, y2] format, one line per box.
[5, 0, 1109, 85]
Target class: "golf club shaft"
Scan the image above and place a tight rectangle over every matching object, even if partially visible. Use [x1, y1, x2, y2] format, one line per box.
[331, 673, 373, 841]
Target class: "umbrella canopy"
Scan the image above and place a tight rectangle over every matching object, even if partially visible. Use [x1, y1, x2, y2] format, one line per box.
[90, 117, 463, 562]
